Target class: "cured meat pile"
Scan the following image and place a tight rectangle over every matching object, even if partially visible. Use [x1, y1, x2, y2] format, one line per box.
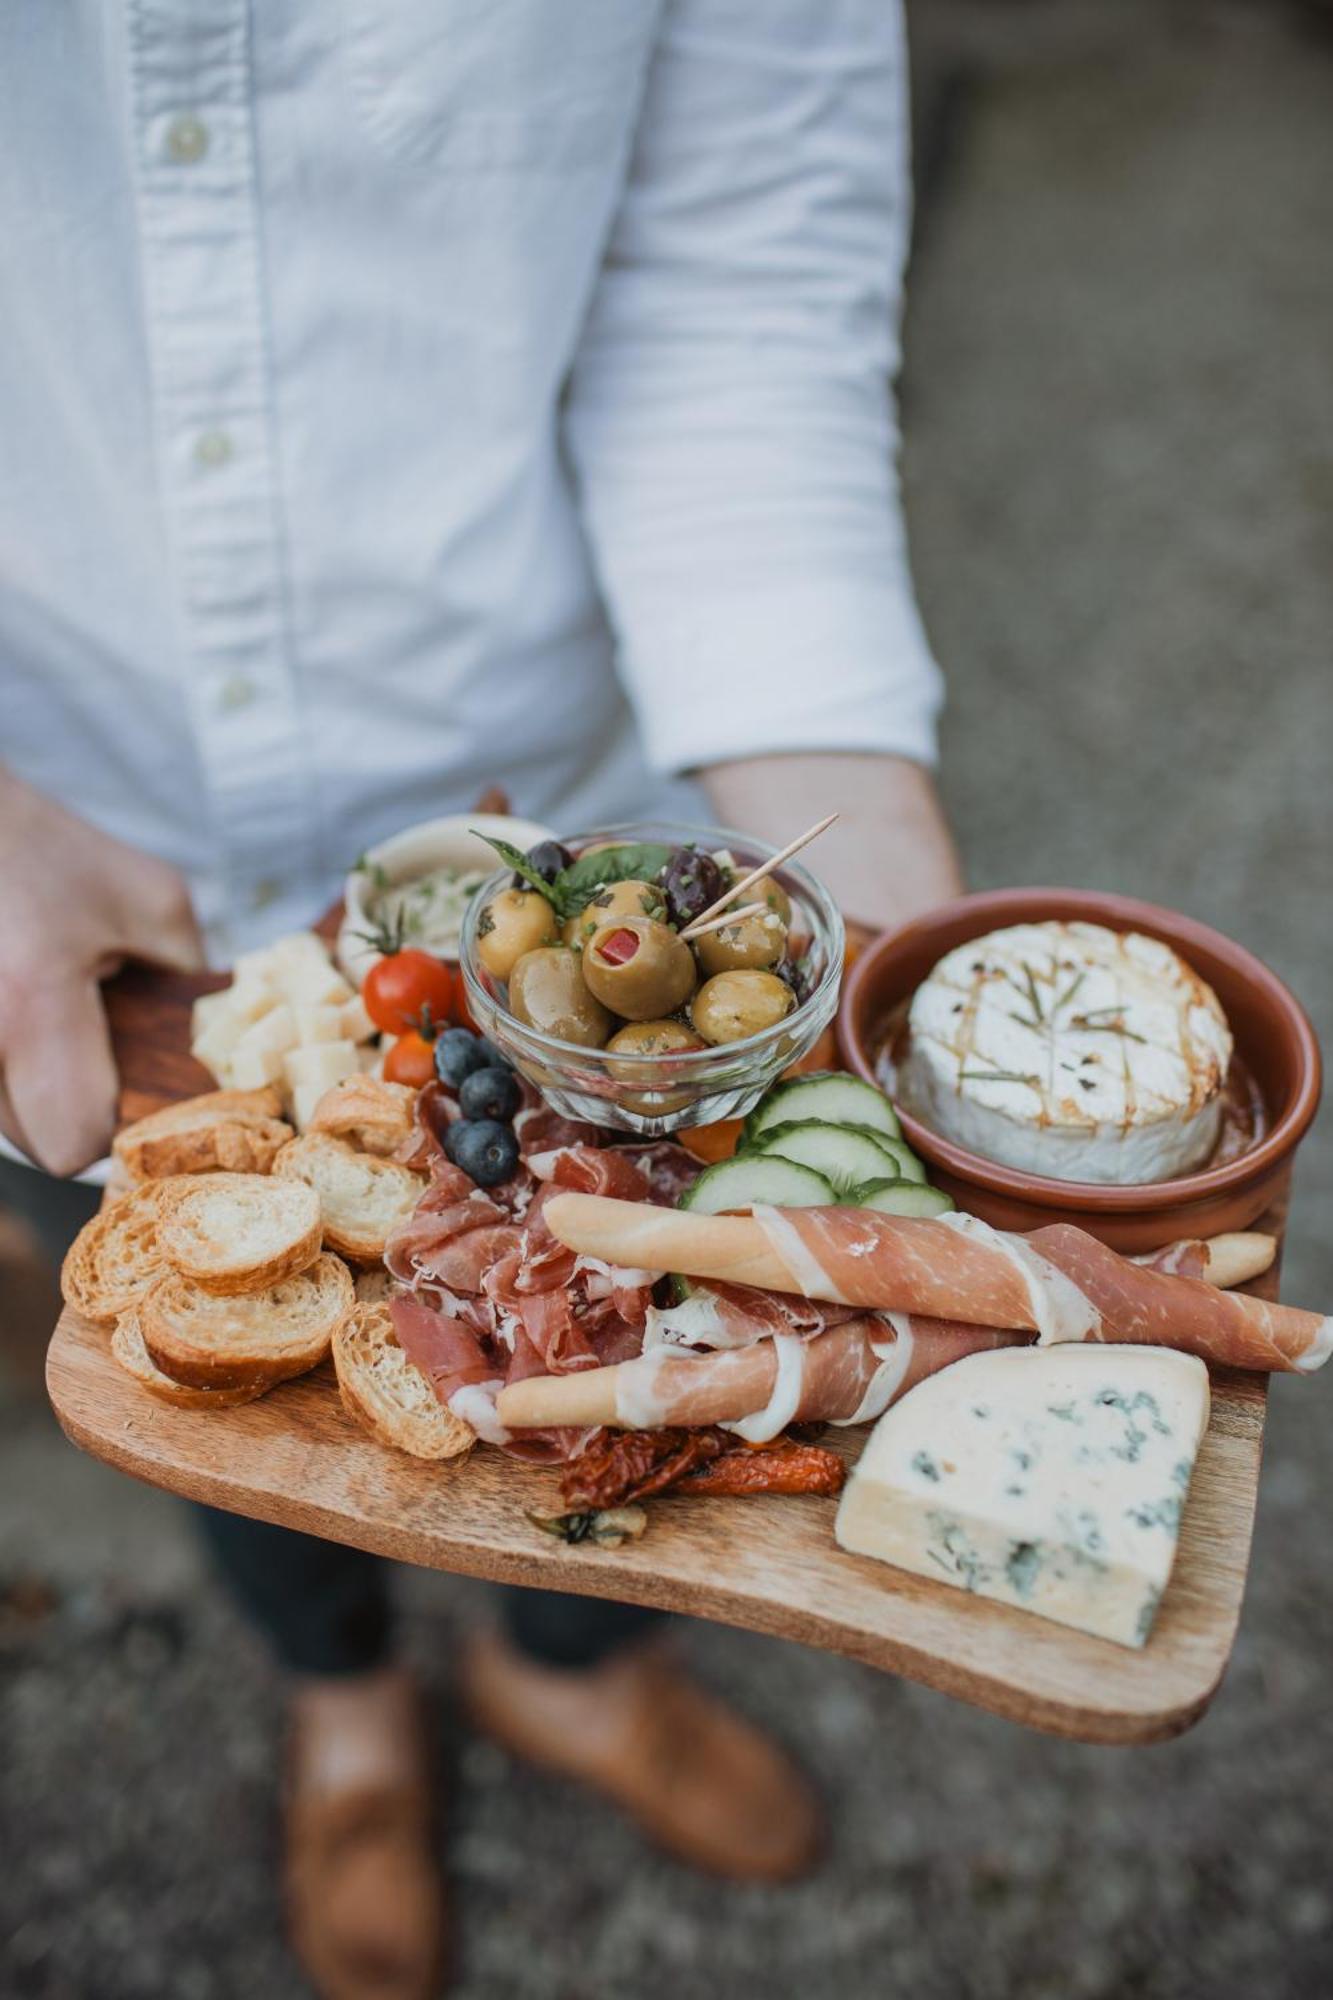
[381, 1084, 1330, 1478]
[385, 1084, 702, 1462]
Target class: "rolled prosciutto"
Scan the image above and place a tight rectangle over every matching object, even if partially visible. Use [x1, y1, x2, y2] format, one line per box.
[495, 1314, 1024, 1441]
[540, 1195, 1331, 1374]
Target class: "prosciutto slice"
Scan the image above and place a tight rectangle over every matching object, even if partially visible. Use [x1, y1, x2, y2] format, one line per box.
[1029, 1223, 1332, 1373]
[384, 1144, 660, 1459]
[541, 1195, 1332, 1374]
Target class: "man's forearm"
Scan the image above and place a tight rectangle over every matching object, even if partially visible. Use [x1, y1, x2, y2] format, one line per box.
[698, 753, 963, 935]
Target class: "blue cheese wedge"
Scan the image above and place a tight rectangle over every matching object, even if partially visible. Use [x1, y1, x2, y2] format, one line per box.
[898, 921, 1232, 1184]
[835, 1344, 1209, 1647]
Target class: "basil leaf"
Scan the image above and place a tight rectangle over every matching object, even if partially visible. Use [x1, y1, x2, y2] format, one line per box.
[557, 843, 673, 915]
[471, 832, 562, 909]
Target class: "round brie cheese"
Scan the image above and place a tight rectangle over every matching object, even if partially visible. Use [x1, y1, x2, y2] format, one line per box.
[898, 921, 1233, 1185]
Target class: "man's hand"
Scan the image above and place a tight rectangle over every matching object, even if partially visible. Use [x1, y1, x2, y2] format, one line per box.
[700, 752, 963, 937]
[0, 771, 203, 1175]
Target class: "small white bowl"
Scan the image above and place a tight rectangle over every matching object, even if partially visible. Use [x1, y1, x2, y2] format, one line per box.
[337, 812, 554, 987]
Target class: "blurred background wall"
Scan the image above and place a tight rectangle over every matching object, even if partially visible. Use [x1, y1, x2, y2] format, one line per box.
[2, 2, 1330, 1994]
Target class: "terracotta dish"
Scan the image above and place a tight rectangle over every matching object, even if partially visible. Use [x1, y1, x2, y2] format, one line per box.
[837, 888, 1321, 1252]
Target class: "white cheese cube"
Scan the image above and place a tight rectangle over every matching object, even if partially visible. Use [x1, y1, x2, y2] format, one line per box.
[293, 1003, 346, 1046]
[356, 1044, 384, 1076]
[190, 1021, 239, 1084]
[290, 1080, 328, 1133]
[278, 959, 354, 1008]
[835, 1344, 1209, 1649]
[225, 1046, 288, 1091]
[190, 988, 239, 1040]
[233, 1003, 298, 1062]
[340, 993, 377, 1044]
[282, 1039, 360, 1091]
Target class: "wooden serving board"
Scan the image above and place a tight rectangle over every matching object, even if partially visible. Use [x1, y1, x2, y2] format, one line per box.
[46, 960, 1276, 1746]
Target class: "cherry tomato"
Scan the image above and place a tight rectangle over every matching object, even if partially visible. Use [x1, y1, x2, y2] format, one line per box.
[383, 1031, 438, 1088]
[363, 950, 454, 1035]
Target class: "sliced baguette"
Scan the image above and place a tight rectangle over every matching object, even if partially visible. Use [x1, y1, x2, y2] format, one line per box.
[113, 1087, 293, 1182]
[353, 1267, 395, 1306]
[334, 1302, 474, 1461]
[140, 1251, 353, 1390]
[307, 1076, 416, 1157]
[60, 1180, 190, 1326]
[111, 1309, 270, 1410]
[273, 1133, 424, 1263]
[158, 1174, 323, 1295]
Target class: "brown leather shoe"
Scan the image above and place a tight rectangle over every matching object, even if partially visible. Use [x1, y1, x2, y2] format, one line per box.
[284, 1668, 445, 2000]
[459, 1629, 822, 1882]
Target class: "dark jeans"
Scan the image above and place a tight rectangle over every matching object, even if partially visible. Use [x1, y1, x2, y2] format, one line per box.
[16, 1158, 662, 1675]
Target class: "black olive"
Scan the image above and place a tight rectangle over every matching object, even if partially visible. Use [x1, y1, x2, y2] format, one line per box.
[434, 1027, 488, 1089]
[659, 846, 725, 927]
[444, 1117, 521, 1188]
[514, 839, 572, 888]
[458, 1064, 522, 1122]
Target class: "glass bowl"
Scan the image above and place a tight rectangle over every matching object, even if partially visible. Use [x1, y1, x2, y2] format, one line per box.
[458, 820, 845, 1136]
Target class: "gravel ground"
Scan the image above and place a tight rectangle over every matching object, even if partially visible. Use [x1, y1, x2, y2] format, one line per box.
[3, 5, 1330, 1995]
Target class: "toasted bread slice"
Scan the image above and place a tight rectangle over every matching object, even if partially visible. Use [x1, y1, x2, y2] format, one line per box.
[353, 1267, 395, 1306]
[60, 1180, 189, 1326]
[158, 1173, 323, 1295]
[273, 1133, 424, 1263]
[113, 1087, 293, 1182]
[307, 1076, 416, 1157]
[334, 1302, 474, 1461]
[111, 1309, 270, 1410]
[140, 1251, 353, 1390]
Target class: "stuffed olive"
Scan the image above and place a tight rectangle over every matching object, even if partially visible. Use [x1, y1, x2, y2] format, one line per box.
[605, 1019, 706, 1058]
[581, 917, 697, 1021]
[476, 888, 559, 981]
[691, 969, 794, 1046]
[508, 947, 613, 1047]
[693, 907, 787, 976]
[561, 878, 666, 950]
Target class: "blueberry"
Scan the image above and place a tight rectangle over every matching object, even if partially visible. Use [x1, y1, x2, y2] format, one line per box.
[513, 840, 572, 889]
[434, 1027, 488, 1090]
[444, 1117, 520, 1188]
[458, 1065, 522, 1123]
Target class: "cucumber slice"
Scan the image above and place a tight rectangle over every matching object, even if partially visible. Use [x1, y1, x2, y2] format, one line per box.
[743, 1071, 901, 1148]
[678, 1153, 836, 1216]
[751, 1120, 922, 1196]
[845, 1178, 956, 1218]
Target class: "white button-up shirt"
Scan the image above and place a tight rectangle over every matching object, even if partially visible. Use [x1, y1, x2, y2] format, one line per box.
[2, 0, 941, 960]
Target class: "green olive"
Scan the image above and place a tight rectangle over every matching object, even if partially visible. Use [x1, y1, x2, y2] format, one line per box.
[508, 947, 613, 1047]
[561, 879, 666, 949]
[582, 917, 698, 1021]
[606, 1018, 705, 1112]
[753, 878, 793, 927]
[476, 888, 558, 981]
[690, 970, 794, 1046]
[693, 907, 788, 976]
[605, 1019, 706, 1058]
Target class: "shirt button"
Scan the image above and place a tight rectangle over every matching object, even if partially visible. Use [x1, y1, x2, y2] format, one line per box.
[250, 880, 281, 913]
[218, 674, 256, 712]
[195, 429, 233, 469]
[166, 115, 209, 164]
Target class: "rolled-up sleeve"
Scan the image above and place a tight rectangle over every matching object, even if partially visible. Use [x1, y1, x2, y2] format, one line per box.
[564, 0, 943, 776]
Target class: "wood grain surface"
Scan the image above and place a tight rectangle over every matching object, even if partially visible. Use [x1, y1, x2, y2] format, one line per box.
[44, 954, 1281, 1745]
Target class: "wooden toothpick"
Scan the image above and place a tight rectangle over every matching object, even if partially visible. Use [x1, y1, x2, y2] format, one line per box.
[680, 814, 838, 941]
[679, 899, 770, 944]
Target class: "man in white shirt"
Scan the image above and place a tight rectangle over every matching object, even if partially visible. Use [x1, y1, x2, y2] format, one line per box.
[1, 2, 960, 1991]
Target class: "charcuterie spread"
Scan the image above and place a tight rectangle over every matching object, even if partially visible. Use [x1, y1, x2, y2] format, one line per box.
[59, 821, 1327, 1662]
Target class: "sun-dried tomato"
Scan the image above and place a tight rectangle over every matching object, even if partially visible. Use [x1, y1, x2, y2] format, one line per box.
[675, 1440, 845, 1498]
[559, 1427, 729, 1512]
